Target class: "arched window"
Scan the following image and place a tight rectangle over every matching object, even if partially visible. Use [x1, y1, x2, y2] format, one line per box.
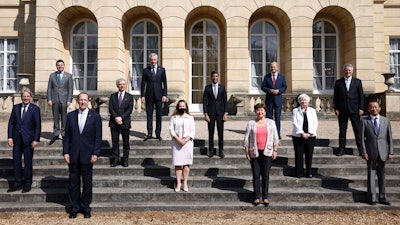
[249, 21, 278, 93]
[71, 20, 98, 93]
[131, 20, 160, 92]
[313, 20, 338, 93]
[190, 20, 220, 110]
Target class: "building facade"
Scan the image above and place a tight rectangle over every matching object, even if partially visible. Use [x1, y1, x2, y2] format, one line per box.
[1, 0, 400, 116]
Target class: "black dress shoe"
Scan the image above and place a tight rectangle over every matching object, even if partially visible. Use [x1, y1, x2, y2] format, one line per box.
[279, 135, 282, 140]
[368, 201, 377, 205]
[156, 136, 162, 141]
[83, 211, 91, 218]
[208, 151, 214, 158]
[121, 160, 128, 167]
[110, 163, 118, 167]
[143, 135, 152, 141]
[219, 151, 225, 159]
[7, 185, 22, 192]
[379, 199, 391, 205]
[22, 185, 31, 193]
[69, 212, 77, 219]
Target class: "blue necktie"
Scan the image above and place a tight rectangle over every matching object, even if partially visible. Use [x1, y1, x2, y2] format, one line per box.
[57, 72, 62, 84]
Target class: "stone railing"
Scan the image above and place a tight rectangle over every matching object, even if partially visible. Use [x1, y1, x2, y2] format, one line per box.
[230, 93, 335, 117]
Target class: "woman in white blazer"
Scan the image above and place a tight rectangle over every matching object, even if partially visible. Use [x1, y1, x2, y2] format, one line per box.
[244, 103, 279, 206]
[291, 94, 318, 178]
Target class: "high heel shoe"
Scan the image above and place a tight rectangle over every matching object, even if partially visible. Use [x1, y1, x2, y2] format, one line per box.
[253, 199, 260, 206]
[263, 199, 270, 207]
[183, 186, 189, 192]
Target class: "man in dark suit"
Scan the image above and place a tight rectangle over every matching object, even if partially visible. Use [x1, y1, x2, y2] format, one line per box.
[261, 62, 287, 139]
[141, 53, 168, 141]
[361, 100, 393, 205]
[7, 88, 41, 193]
[47, 59, 73, 144]
[109, 78, 134, 167]
[63, 92, 102, 219]
[203, 71, 228, 158]
[333, 64, 364, 156]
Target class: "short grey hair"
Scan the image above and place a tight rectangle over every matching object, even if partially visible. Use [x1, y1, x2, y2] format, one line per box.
[149, 53, 158, 59]
[343, 64, 353, 69]
[115, 78, 126, 86]
[297, 93, 310, 104]
[20, 87, 32, 97]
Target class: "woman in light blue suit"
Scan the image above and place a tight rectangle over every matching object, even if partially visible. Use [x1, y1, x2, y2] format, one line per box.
[291, 94, 318, 178]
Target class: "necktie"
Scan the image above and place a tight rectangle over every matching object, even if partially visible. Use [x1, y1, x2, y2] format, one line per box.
[118, 92, 123, 107]
[272, 75, 276, 87]
[152, 66, 156, 80]
[213, 84, 218, 99]
[374, 117, 379, 134]
[21, 105, 26, 120]
[79, 112, 85, 134]
[345, 78, 350, 91]
[57, 72, 62, 84]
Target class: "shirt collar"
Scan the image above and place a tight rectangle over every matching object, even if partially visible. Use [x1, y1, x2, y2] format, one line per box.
[370, 115, 379, 120]
[79, 108, 89, 114]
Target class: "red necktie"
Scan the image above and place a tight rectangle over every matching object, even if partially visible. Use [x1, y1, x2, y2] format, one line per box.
[272, 75, 276, 87]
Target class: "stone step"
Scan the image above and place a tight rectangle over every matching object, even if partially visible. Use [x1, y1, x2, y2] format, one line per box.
[1, 175, 399, 189]
[0, 200, 399, 213]
[1, 186, 400, 204]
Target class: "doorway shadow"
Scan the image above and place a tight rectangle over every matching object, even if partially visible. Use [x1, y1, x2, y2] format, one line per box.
[140, 158, 174, 189]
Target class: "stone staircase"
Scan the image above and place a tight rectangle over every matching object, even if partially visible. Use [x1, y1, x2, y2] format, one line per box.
[0, 138, 399, 212]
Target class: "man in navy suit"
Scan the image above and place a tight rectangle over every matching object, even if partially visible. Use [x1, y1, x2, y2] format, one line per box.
[63, 92, 102, 219]
[7, 88, 41, 193]
[333, 64, 364, 156]
[141, 53, 168, 141]
[203, 71, 228, 158]
[109, 78, 134, 167]
[261, 62, 287, 139]
[47, 59, 73, 144]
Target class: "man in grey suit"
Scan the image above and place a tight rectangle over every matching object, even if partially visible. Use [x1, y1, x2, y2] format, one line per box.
[361, 100, 393, 205]
[47, 59, 73, 144]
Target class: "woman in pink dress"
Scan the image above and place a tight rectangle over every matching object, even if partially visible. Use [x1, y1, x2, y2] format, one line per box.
[243, 103, 279, 206]
[169, 100, 195, 192]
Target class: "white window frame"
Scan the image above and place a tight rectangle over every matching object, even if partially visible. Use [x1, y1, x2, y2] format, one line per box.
[0, 38, 18, 93]
[389, 37, 400, 89]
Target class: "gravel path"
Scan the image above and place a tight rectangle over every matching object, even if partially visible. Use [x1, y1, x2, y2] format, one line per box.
[1, 210, 400, 225]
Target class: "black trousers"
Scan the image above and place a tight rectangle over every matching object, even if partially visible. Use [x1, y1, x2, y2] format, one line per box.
[145, 99, 162, 137]
[12, 135, 34, 186]
[250, 151, 272, 199]
[68, 162, 93, 213]
[292, 136, 315, 177]
[208, 114, 224, 153]
[111, 127, 130, 162]
[338, 111, 362, 154]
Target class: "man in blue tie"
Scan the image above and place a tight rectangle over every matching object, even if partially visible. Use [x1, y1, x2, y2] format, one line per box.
[7, 88, 41, 193]
[47, 59, 73, 144]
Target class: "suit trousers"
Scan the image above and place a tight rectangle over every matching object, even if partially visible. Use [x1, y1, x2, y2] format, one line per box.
[208, 115, 224, 153]
[367, 156, 386, 202]
[266, 98, 283, 135]
[250, 151, 272, 199]
[68, 162, 93, 213]
[338, 111, 362, 154]
[292, 136, 315, 177]
[145, 99, 162, 137]
[12, 135, 34, 186]
[52, 102, 67, 136]
[111, 127, 130, 161]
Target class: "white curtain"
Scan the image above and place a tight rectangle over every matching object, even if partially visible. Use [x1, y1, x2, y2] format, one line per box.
[389, 39, 400, 88]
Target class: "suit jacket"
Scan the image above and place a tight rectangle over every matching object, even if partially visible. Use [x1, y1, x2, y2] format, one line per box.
[108, 92, 134, 129]
[291, 106, 318, 137]
[63, 109, 102, 164]
[261, 73, 287, 106]
[47, 71, 73, 104]
[361, 115, 393, 162]
[203, 83, 228, 116]
[8, 103, 41, 146]
[140, 65, 167, 101]
[333, 77, 364, 114]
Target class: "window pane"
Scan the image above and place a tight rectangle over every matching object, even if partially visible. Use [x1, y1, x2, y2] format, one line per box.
[313, 63, 322, 76]
[206, 22, 217, 34]
[192, 50, 203, 62]
[192, 22, 203, 34]
[73, 22, 85, 34]
[192, 64, 203, 77]
[325, 63, 336, 76]
[324, 22, 336, 33]
[250, 36, 262, 49]
[72, 50, 84, 63]
[326, 77, 335, 89]
[265, 22, 276, 34]
[313, 50, 322, 62]
[87, 37, 98, 49]
[192, 90, 202, 104]
[313, 36, 321, 48]
[325, 36, 336, 48]
[87, 22, 98, 34]
[132, 22, 144, 34]
[7, 53, 18, 65]
[266, 50, 277, 63]
[87, 50, 97, 63]
[147, 36, 159, 49]
[132, 37, 144, 49]
[147, 22, 159, 34]
[8, 66, 18, 78]
[251, 50, 262, 63]
[132, 50, 144, 62]
[7, 40, 18, 51]
[192, 36, 203, 49]
[325, 50, 336, 62]
[73, 37, 85, 49]
[87, 77, 97, 90]
[0, 40, 3, 50]
[313, 21, 322, 34]
[251, 22, 262, 34]
[74, 78, 84, 90]
[87, 64, 97, 77]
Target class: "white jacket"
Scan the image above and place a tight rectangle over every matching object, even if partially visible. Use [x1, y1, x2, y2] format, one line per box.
[291, 106, 318, 137]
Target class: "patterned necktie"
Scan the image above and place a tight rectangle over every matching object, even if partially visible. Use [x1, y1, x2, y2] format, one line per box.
[374, 117, 379, 134]
[118, 92, 123, 107]
[21, 105, 26, 121]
